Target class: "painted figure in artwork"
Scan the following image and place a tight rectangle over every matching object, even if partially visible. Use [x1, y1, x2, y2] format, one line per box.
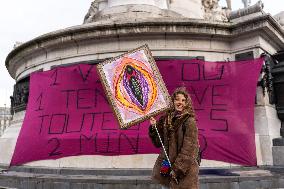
[113, 56, 158, 115]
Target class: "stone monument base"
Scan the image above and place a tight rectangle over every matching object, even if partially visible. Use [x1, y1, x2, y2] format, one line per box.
[273, 146, 284, 166]
[0, 165, 281, 189]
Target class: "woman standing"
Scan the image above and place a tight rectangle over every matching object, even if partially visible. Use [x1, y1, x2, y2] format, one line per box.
[149, 87, 199, 189]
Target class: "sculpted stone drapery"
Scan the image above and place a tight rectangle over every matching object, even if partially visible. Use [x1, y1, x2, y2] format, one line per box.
[202, 0, 229, 21]
[83, 0, 100, 24]
[226, 0, 231, 10]
[242, 0, 251, 8]
[202, 0, 218, 10]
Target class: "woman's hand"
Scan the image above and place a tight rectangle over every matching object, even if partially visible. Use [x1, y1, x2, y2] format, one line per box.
[149, 117, 156, 125]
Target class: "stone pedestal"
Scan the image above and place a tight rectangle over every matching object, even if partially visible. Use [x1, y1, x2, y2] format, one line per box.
[271, 51, 284, 165]
[107, 0, 168, 10]
[272, 136, 284, 166]
[272, 145, 284, 165]
[108, 0, 156, 7]
[169, 0, 203, 18]
[2, 7, 284, 169]
[0, 111, 23, 165]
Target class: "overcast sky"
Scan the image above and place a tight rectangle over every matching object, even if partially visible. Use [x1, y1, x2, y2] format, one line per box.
[0, 0, 283, 108]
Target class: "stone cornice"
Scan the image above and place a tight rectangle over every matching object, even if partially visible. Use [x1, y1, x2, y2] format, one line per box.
[5, 14, 284, 78]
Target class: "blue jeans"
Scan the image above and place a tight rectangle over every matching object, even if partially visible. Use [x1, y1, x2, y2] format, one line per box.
[161, 186, 169, 189]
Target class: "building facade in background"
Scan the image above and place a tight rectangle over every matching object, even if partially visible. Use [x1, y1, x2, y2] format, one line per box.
[0, 106, 12, 137]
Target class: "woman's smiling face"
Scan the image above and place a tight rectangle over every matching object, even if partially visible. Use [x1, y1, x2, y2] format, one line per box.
[174, 93, 186, 113]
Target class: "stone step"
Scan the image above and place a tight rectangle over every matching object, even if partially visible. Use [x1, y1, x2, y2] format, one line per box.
[1, 166, 152, 176]
[0, 164, 272, 176]
[0, 166, 284, 189]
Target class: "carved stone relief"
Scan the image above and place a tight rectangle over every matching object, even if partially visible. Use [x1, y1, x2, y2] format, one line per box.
[83, 0, 100, 24]
[202, 0, 229, 21]
[10, 77, 30, 113]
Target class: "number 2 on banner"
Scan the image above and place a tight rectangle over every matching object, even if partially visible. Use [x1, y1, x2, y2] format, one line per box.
[48, 138, 62, 156]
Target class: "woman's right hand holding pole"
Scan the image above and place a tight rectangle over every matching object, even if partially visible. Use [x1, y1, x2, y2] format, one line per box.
[150, 117, 156, 126]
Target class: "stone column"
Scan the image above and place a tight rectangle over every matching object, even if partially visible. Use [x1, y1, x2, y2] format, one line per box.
[169, 0, 203, 19]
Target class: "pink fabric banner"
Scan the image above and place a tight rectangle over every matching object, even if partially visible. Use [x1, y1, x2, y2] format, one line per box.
[10, 58, 263, 166]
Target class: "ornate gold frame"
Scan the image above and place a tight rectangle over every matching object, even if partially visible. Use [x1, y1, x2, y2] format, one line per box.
[97, 44, 172, 129]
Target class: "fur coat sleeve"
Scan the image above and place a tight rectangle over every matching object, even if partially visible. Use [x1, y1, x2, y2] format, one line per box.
[172, 117, 199, 179]
[148, 116, 165, 148]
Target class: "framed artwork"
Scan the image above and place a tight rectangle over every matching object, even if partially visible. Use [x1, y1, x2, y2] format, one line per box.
[97, 45, 172, 129]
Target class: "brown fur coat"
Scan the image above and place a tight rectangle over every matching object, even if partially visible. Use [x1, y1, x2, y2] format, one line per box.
[149, 112, 199, 189]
